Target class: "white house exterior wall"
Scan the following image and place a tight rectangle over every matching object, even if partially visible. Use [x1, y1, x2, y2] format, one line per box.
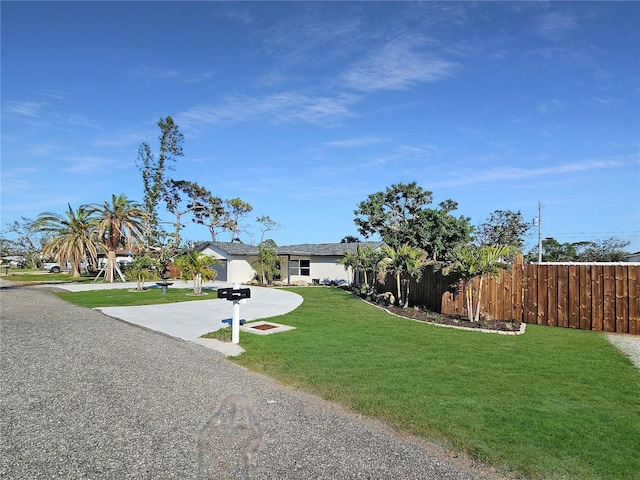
[200, 246, 256, 284]
[228, 257, 257, 284]
[284, 255, 351, 284]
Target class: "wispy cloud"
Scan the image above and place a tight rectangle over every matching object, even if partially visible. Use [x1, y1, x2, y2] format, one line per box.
[323, 136, 388, 147]
[536, 99, 566, 114]
[180, 92, 358, 127]
[3, 101, 49, 117]
[433, 159, 624, 188]
[533, 10, 579, 38]
[342, 36, 457, 91]
[131, 65, 214, 83]
[63, 156, 129, 174]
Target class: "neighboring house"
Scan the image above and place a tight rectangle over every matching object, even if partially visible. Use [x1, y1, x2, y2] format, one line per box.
[626, 251, 640, 262]
[197, 241, 384, 285]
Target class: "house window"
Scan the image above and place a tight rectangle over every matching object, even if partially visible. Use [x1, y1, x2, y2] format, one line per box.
[290, 259, 310, 276]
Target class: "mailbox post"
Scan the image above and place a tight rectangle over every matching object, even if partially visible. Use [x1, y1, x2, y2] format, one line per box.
[217, 283, 251, 344]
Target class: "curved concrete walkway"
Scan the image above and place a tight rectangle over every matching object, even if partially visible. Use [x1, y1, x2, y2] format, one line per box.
[52, 280, 303, 356]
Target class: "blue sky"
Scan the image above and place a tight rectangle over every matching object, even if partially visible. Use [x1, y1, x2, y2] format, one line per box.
[2, 1, 639, 252]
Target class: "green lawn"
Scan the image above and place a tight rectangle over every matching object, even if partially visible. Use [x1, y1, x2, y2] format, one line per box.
[230, 287, 640, 480]
[54, 286, 212, 308]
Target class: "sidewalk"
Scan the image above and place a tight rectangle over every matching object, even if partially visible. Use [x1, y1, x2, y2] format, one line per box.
[40, 280, 303, 356]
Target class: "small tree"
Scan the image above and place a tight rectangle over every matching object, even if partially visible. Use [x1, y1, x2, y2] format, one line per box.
[175, 250, 219, 295]
[378, 244, 429, 308]
[251, 242, 280, 285]
[3, 217, 53, 269]
[446, 244, 516, 322]
[336, 249, 359, 286]
[127, 255, 156, 291]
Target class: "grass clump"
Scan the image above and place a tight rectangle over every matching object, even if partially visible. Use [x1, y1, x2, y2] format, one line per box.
[201, 326, 232, 342]
[232, 287, 640, 480]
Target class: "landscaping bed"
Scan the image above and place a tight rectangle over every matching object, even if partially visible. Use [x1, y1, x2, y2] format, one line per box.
[381, 304, 522, 332]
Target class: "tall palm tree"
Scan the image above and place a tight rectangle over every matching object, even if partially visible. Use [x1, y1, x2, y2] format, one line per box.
[88, 194, 148, 283]
[446, 244, 516, 322]
[378, 244, 429, 308]
[175, 250, 219, 295]
[36, 204, 99, 278]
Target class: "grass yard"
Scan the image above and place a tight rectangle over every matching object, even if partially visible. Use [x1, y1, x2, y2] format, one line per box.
[231, 287, 640, 480]
[54, 286, 213, 308]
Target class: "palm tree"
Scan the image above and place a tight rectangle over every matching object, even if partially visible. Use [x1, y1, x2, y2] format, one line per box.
[175, 250, 219, 295]
[127, 254, 156, 291]
[336, 249, 358, 286]
[446, 244, 516, 322]
[36, 204, 99, 278]
[360, 245, 386, 292]
[378, 244, 429, 307]
[251, 242, 280, 285]
[88, 194, 148, 283]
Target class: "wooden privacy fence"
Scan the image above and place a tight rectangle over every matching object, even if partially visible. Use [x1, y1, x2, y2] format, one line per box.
[378, 255, 640, 334]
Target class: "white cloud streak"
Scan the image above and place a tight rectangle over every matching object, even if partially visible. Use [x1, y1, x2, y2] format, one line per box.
[4, 101, 49, 117]
[180, 92, 358, 127]
[342, 36, 457, 91]
[433, 159, 625, 188]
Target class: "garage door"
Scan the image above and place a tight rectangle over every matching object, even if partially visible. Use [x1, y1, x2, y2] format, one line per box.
[212, 260, 227, 282]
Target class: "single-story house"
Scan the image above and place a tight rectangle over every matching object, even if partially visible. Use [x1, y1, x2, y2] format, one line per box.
[196, 241, 384, 285]
[626, 251, 640, 262]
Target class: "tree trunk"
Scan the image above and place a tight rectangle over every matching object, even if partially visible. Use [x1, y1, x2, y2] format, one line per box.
[195, 273, 202, 295]
[403, 278, 410, 308]
[106, 250, 117, 283]
[474, 276, 484, 322]
[465, 281, 474, 322]
[71, 263, 81, 278]
[396, 273, 402, 307]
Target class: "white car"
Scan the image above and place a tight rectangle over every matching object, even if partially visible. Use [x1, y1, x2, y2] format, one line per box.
[42, 262, 66, 273]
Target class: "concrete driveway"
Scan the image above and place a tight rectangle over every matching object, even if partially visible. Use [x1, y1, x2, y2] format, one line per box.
[53, 281, 303, 356]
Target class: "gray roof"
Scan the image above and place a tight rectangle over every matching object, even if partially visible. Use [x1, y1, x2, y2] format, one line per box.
[198, 242, 260, 256]
[197, 241, 384, 257]
[277, 242, 384, 256]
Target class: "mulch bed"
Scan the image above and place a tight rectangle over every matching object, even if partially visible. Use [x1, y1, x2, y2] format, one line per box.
[370, 301, 522, 332]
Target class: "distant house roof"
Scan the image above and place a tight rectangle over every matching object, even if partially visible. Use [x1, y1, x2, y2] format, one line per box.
[197, 241, 384, 257]
[199, 242, 260, 256]
[277, 242, 384, 256]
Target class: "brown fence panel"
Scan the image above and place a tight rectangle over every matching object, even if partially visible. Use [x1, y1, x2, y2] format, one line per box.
[590, 264, 604, 331]
[537, 265, 548, 325]
[579, 265, 592, 330]
[546, 265, 557, 327]
[603, 266, 616, 332]
[615, 265, 629, 334]
[556, 265, 569, 328]
[567, 266, 580, 329]
[512, 256, 524, 322]
[629, 267, 640, 335]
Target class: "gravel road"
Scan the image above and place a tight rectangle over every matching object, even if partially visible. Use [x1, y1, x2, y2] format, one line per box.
[0, 283, 509, 480]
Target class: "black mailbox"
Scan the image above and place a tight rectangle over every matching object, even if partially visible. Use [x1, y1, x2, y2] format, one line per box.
[218, 287, 251, 301]
[217, 287, 233, 299]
